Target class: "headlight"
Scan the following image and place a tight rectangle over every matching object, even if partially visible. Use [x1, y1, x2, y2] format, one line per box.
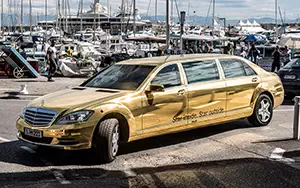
[56, 110, 94, 125]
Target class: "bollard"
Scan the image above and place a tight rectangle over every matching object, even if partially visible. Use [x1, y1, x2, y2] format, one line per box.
[293, 96, 300, 140]
[19, 85, 29, 95]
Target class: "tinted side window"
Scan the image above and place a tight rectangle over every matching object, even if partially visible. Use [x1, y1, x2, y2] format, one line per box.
[182, 60, 219, 84]
[220, 59, 246, 78]
[243, 62, 257, 76]
[151, 64, 181, 88]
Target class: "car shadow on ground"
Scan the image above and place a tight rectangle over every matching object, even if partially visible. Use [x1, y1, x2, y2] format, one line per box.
[14, 80, 47, 83]
[0, 120, 254, 167]
[0, 158, 300, 188]
[119, 120, 253, 156]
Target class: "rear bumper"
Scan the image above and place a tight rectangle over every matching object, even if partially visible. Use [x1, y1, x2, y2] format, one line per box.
[282, 82, 300, 95]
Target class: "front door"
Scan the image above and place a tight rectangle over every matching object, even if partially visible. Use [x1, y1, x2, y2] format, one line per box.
[182, 60, 227, 125]
[219, 59, 261, 117]
[142, 64, 188, 134]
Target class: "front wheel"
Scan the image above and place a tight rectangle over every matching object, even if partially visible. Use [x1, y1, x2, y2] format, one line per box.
[248, 94, 273, 127]
[93, 118, 120, 163]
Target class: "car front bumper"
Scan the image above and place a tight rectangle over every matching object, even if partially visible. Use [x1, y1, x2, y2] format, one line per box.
[282, 82, 300, 95]
[16, 118, 96, 150]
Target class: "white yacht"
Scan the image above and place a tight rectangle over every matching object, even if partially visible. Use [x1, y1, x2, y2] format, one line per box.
[38, 1, 152, 35]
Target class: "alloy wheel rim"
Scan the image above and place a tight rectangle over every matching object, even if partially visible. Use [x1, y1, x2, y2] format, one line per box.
[13, 67, 24, 78]
[258, 99, 271, 123]
[111, 125, 119, 157]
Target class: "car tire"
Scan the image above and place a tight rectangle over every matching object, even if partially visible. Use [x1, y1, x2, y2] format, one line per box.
[248, 94, 273, 127]
[93, 118, 120, 163]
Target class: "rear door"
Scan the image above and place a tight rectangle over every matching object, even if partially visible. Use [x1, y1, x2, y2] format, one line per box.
[182, 59, 227, 125]
[219, 59, 261, 117]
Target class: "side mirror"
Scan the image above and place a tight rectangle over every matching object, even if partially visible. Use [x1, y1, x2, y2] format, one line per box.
[149, 84, 165, 92]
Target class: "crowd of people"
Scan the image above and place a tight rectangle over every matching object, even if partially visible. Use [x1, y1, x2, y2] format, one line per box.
[232, 43, 291, 72]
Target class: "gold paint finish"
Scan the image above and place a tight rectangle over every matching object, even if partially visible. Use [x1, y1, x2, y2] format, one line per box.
[16, 54, 284, 150]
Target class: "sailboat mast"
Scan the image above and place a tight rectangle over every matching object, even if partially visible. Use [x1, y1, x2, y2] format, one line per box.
[13, 0, 17, 32]
[21, 0, 23, 32]
[107, 0, 109, 15]
[155, 0, 157, 22]
[62, 0, 64, 31]
[93, 0, 96, 44]
[166, 0, 170, 50]
[56, 0, 59, 29]
[1, 0, 3, 36]
[65, 0, 68, 33]
[29, 0, 32, 35]
[120, 0, 124, 34]
[133, 0, 136, 36]
[187, 0, 190, 25]
[212, 0, 215, 37]
[80, 0, 83, 31]
[170, 0, 173, 25]
[45, 0, 48, 33]
[275, 0, 278, 41]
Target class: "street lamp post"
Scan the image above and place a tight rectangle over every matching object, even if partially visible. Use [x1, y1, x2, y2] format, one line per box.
[166, 0, 170, 52]
[275, 0, 278, 42]
[212, 0, 215, 38]
[133, 0, 136, 36]
[180, 11, 186, 53]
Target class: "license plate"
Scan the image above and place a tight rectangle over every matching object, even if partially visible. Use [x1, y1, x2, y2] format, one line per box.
[284, 75, 296, 80]
[24, 128, 43, 138]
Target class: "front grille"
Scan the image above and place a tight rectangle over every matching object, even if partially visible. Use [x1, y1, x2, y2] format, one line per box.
[24, 107, 57, 127]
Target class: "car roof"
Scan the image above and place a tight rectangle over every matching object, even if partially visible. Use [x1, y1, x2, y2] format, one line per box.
[118, 54, 234, 66]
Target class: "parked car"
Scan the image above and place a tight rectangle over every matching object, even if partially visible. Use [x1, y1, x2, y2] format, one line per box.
[278, 58, 300, 98]
[16, 54, 284, 162]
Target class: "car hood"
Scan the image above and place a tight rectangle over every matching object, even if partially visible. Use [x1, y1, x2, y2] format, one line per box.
[28, 87, 130, 112]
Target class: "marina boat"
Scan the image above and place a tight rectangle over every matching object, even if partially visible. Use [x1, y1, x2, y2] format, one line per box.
[38, 0, 151, 35]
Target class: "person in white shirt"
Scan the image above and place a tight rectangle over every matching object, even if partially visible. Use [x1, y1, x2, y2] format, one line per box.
[46, 40, 58, 82]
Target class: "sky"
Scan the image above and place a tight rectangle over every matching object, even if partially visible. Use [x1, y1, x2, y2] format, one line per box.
[2, 0, 300, 20]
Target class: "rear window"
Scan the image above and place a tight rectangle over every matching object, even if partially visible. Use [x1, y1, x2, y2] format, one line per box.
[220, 59, 256, 78]
[220, 59, 247, 78]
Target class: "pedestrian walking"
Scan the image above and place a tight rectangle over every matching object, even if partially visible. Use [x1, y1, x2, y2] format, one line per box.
[46, 40, 58, 82]
[271, 46, 282, 72]
[248, 43, 260, 64]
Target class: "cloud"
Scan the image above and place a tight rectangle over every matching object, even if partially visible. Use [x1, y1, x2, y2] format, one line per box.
[2, 0, 298, 21]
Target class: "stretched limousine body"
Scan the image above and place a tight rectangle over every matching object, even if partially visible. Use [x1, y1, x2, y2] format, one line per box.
[16, 54, 284, 162]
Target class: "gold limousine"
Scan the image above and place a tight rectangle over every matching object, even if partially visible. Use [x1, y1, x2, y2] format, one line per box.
[16, 54, 284, 162]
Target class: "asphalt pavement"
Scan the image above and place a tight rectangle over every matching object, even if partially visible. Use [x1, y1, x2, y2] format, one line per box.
[0, 99, 300, 188]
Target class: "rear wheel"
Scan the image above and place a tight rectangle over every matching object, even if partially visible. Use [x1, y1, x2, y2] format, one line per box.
[248, 94, 273, 127]
[93, 118, 120, 163]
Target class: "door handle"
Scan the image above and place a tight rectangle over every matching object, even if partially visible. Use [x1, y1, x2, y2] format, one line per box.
[252, 77, 258, 82]
[228, 91, 235, 95]
[177, 89, 186, 96]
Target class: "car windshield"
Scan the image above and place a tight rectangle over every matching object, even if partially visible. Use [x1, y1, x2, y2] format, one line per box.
[283, 58, 300, 69]
[84, 64, 155, 90]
